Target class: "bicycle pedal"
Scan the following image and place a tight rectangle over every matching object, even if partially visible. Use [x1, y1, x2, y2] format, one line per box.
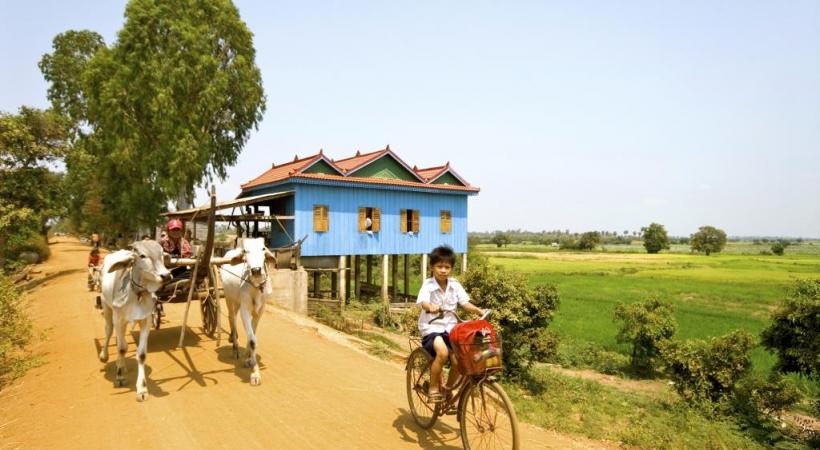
[443, 406, 458, 415]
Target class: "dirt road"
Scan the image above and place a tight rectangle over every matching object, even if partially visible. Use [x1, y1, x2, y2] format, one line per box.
[0, 238, 614, 449]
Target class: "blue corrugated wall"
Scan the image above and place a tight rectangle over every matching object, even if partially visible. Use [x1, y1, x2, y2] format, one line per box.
[245, 180, 472, 256]
[269, 194, 295, 248]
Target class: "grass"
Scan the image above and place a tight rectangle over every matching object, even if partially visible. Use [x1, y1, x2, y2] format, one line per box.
[506, 365, 808, 450]
[0, 275, 40, 390]
[487, 251, 820, 397]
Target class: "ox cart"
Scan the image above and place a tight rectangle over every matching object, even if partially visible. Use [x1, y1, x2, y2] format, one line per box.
[157, 189, 303, 347]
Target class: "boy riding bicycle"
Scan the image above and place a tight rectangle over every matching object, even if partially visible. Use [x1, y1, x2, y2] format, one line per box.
[87, 248, 101, 290]
[417, 245, 485, 403]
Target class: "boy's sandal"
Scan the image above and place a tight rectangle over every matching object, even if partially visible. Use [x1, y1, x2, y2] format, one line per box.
[428, 391, 445, 403]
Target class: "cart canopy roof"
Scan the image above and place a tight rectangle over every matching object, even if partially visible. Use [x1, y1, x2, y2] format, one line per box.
[163, 191, 294, 222]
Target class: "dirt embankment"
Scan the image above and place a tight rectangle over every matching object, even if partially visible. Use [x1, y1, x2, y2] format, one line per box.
[0, 237, 617, 449]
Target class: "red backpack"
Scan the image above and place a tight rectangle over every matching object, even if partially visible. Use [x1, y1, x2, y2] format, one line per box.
[449, 320, 502, 375]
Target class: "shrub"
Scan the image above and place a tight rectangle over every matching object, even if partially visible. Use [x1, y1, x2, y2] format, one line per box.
[760, 279, 820, 379]
[0, 274, 35, 388]
[1, 206, 43, 272]
[15, 234, 50, 262]
[733, 373, 801, 417]
[660, 330, 755, 405]
[771, 242, 786, 256]
[371, 302, 395, 329]
[558, 237, 577, 250]
[467, 235, 487, 269]
[731, 374, 804, 448]
[311, 304, 338, 322]
[538, 329, 561, 364]
[613, 298, 676, 375]
[397, 305, 420, 336]
[461, 265, 560, 376]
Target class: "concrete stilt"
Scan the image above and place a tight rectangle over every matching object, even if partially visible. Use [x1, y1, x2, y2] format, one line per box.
[421, 253, 428, 285]
[382, 254, 389, 306]
[354, 255, 361, 300]
[338, 256, 346, 311]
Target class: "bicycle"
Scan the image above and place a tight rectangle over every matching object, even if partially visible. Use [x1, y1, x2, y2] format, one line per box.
[405, 309, 520, 450]
[88, 266, 102, 292]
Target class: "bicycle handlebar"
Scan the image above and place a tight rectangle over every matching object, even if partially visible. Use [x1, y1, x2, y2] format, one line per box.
[427, 308, 492, 324]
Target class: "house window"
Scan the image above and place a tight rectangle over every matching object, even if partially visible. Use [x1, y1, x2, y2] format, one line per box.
[313, 205, 328, 232]
[358, 207, 381, 232]
[400, 209, 420, 234]
[440, 210, 452, 233]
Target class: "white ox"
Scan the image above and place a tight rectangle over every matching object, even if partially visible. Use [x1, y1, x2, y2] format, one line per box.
[98, 240, 171, 401]
[220, 238, 276, 386]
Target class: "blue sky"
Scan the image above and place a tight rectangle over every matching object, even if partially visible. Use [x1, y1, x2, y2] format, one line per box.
[2, 1, 818, 236]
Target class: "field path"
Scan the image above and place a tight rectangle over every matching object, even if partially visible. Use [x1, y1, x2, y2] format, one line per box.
[0, 237, 617, 450]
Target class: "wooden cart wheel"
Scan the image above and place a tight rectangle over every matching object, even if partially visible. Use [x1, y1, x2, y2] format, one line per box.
[201, 294, 217, 337]
[152, 304, 162, 330]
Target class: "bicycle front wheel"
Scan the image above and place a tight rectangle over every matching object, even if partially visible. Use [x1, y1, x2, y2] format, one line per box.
[406, 348, 439, 429]
[459, 380, 519, 450]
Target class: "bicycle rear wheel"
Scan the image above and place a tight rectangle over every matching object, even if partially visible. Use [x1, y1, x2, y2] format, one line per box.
[406, 348, 439, 429]
[459, 380, 519, 450]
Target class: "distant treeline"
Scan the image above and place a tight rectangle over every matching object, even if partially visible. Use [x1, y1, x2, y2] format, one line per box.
[470, 230, 653, 246]
[469, 230, 814, 246]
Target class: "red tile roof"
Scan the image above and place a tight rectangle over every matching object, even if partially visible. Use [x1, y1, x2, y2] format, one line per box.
[414, 165, 447, 181]
[240, 149, 478, 193]
[240, 153, 322, 189]
[293, 173, 479, 192]
[333, 148, 388, 173]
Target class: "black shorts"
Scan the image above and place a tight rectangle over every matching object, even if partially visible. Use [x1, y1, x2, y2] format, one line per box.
[422, 332, 451, 359]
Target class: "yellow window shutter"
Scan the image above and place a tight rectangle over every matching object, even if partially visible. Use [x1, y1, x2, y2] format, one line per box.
[441, 210, 451, 233]
[315, 205, 328, 232]
[372, 208, 381, 232]
[322, 206, 329, 232]
[412, 209, 420, 233]
[358, 208, 366, 232]
[400, 209, 407, 233]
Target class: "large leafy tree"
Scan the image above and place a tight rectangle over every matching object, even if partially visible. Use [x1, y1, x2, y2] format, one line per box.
[641, 222, 670, 254]
[0, 107, 68, 267]
[689, 225, 727, 256]
[491, 232, 511, 248]
[40, 0, 266, 233]
[577, 231, 601, 250]
[38, 30, 105, 139]
[39, 30, 108, 234]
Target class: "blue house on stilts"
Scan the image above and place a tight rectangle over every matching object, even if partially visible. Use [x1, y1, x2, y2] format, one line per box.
[237, 146, 480, 308]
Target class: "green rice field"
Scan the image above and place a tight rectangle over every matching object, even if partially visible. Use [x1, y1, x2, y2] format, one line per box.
[485, 248, 820, 393]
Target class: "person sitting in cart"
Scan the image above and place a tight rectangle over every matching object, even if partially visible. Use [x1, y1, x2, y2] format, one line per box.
[417, 245, 485, 403]
[161, 219, 192, 258]
[161, 219, 193, 279]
